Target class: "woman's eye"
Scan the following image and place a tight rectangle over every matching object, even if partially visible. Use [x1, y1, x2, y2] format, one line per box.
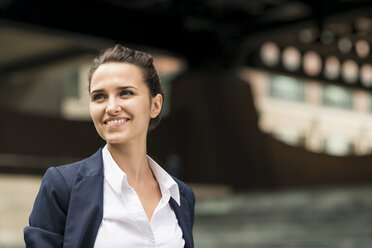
[92, 94, 105, 101]
[120, 90, 134, 96]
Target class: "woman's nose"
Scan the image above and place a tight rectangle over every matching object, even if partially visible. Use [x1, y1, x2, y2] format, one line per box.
[106, 98, 121, 114]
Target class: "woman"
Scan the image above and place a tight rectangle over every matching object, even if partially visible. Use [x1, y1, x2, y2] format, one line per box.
[24, 44, 195, 248]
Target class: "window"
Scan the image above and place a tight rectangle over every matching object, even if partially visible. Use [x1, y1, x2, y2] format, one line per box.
[269, 75, 305, 101]
[323, 85, 353, 110]
[324, 136, 353, 156]
[272, 128, 304, 146]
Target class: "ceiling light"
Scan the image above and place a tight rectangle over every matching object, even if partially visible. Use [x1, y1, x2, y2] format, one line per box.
[303, 51, 322, 76]
[355, 40, 370, 58]
[282, 46, 301, 71]
[338, 37, 353, 54]
[360, 64, 372, 87]
[260, 42, 280, 67]
[298, 28, 317, 44]
[324, 56, 340, 80]
[341, 60, 359, 84]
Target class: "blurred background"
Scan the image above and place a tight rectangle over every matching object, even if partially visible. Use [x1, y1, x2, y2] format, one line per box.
[1, 0, 372, 247]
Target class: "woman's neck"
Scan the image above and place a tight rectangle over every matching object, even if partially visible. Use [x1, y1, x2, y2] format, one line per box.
[107, 140, 153, 187]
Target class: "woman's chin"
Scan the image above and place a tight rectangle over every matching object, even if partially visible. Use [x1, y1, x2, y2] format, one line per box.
[105, 136, 126, 145]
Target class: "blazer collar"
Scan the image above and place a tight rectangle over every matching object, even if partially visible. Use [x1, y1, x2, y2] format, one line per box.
[169, 185, 194, 248]
[77, 147, 104, 178]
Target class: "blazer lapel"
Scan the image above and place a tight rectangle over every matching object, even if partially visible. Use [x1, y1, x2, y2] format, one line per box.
[169, 187, 194, 248]
[63, 149, 104, 248]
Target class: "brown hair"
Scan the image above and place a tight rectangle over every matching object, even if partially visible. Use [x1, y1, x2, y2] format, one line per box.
[88, 44, 164, 130]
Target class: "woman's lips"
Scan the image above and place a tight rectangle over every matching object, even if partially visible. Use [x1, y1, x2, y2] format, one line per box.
[104, 118, 130, 126]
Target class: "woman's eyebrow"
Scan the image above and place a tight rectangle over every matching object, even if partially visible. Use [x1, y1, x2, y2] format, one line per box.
[117, 86, 138, 91]
[90, 89, 104, 96]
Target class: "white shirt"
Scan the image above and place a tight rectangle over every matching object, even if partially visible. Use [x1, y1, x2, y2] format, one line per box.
[93, 145, 185, 248]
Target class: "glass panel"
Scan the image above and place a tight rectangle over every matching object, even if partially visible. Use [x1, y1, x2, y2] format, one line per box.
[63, 68, 80, 99]
[323, 85, 353, 110]
[272, 128, 304, 146]
[269, 75, 305, 101]
[324, 136, 353, 156]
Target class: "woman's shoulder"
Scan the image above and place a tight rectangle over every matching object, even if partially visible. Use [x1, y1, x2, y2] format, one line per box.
[41, 159, 85, 195]
[172, 176, 191, 190]
[43, 148, 103, 190]
[48, 148, 102, 179]
[54, 159, 85, 177]
[172, 177, 195, 202]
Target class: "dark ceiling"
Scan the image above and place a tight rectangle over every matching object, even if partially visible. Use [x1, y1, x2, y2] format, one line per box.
[1, 0, 372, 69]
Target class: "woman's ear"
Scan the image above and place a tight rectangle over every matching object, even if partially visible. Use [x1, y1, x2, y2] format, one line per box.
[150, 93, 163, 118]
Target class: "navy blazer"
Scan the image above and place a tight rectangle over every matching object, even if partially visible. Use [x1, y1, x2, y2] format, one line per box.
[24, 148, 195, 248]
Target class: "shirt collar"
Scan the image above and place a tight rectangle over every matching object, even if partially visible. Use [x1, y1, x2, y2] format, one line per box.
[102, 145, 181, 206]
[147, 155, 180, 206]
[102, 145, 127, 194]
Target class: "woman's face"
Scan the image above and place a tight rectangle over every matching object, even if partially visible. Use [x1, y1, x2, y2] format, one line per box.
[89, 62, 162, 145]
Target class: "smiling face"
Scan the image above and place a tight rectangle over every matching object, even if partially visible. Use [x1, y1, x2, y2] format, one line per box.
[89, 62, 162, 145]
